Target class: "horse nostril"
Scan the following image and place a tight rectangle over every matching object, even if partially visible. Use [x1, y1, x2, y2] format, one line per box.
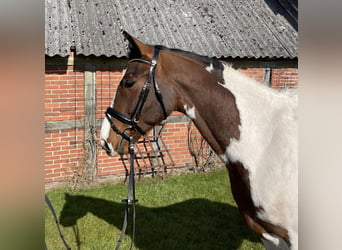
[101, 139, 111, 154]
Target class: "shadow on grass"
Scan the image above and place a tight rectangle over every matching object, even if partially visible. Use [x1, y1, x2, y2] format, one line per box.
[60, 194, 261, 250]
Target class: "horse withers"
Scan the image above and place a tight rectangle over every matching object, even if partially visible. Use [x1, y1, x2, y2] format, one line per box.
[100, 32, 298, 250]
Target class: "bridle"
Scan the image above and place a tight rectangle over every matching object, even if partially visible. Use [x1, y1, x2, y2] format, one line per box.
[105, 47, 167, 142]
[105, 47, 167, 250]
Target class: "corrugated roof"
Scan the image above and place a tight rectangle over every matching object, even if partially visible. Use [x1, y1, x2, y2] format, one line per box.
[45, 0, 72, 57]
[45, 0, 297, 59]
[69, 0, 127, 57]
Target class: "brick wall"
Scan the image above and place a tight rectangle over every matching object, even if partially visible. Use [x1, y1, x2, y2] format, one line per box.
[271, 68, 299, 90]
[237, 67, 299, 89]
[238, 68, 264, 82]
[45, 54, 298, 185]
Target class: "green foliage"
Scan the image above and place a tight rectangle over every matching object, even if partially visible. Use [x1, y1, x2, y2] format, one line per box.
[45, 170, 263, 249]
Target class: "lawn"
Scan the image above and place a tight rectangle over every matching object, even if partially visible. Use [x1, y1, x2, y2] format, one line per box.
[45, 169, 264, 250]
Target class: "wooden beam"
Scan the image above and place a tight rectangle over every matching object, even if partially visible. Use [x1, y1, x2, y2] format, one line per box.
[84, 64, 97, 180]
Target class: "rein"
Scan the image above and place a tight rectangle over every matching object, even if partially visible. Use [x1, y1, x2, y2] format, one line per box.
[106, 47, 167, 249]
[115, 136, 137, 250]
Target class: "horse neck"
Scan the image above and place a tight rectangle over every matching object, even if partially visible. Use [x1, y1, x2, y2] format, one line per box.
[165, 52, 296, 157]
[165, 58, 241, 155]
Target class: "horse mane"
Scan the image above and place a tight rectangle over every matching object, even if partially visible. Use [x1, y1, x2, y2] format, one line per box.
[153, 45, 224, 71]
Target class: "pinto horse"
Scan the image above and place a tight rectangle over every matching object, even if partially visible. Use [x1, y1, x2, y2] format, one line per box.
[100, 32, 298, 250]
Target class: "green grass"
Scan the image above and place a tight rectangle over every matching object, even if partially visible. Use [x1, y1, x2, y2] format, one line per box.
[45, 169, 264, 249]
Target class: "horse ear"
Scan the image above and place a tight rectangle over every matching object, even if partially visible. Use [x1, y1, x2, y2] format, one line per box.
[123, 31, 154, 60]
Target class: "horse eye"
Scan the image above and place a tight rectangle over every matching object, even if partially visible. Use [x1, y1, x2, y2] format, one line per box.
[123, 80, 136, 88]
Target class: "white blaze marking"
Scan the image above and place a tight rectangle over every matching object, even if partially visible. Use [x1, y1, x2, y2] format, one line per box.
[100, 117, 111, 142]
[205, 63, 214, 73]
[101, 68, 127, 145]
[100, 68, 127, 156]
[100, 117, 116, 156]
[219, 63, 298, 249]
[183, 104, 196, 120]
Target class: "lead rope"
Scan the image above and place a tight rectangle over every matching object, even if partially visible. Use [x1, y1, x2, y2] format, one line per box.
[115, 136, 138, 250]
[45, 194, 71, 250]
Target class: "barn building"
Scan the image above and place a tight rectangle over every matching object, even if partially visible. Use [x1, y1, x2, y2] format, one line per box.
[45, 0, 298, 186]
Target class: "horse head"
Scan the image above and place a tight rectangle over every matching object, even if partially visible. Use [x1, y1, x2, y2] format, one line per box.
[100, 32, 173, 156]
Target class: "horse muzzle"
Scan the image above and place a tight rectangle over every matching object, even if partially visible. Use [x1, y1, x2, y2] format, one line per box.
[100, 139, 117, 157]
